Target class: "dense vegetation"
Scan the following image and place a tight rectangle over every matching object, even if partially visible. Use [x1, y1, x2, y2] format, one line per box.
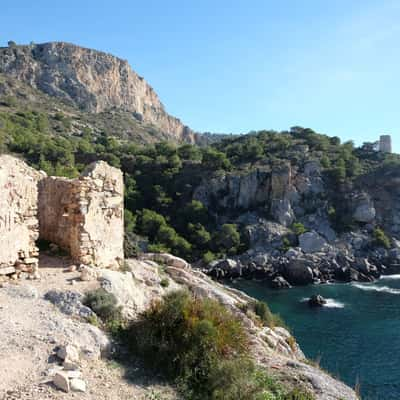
[90, 289, 312, 400]
[1, 99, 399, 262]
[83, 288, 313, 399]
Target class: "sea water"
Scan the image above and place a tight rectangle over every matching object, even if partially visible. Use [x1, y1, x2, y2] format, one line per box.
[231, 276, 400, 400]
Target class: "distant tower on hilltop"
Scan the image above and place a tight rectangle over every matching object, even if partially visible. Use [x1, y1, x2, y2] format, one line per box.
[379, 135, 392, 153]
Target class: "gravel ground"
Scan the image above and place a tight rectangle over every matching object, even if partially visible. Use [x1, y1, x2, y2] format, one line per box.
[0, 254, 177, 400]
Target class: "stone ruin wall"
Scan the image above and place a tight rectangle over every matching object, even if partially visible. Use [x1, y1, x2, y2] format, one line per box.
[38, 161, 124, 269]
[379, 135, 392, 153]
[0, 155, 124, 276]
[0, 155, 43, 276]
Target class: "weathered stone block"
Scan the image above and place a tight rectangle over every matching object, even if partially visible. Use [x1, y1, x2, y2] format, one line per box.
[0, 155, 43, 270]
[38, 161, 124, 268]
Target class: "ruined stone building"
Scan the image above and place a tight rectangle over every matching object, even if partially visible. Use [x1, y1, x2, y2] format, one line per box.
[0, 155, 124, 276]
[0, 155, 43, 274]
[379, 135, 392, 153]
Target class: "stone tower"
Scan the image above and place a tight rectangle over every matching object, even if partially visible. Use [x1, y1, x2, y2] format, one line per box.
[379, 135, 392, 153]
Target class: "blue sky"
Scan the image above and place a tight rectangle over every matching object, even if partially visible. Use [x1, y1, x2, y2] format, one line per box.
[1, 0, 399, 152]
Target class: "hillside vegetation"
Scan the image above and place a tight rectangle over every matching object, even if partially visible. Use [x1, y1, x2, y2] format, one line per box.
[1, 82, 399, 263]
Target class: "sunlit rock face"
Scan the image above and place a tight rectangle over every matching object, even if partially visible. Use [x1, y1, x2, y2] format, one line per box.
[0, 42, 195, 143]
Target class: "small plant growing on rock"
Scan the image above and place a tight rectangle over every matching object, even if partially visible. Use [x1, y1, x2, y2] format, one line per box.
[160, 277, 170, 288]
[281, 237, 292, 252]
[373, 228, 391, 249]
[291, 222, 307, 236]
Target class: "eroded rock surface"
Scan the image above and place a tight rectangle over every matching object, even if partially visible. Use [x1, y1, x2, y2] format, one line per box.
[38, 161, 124, 268]
[0, 155, 43, 273]
[0, 42, 195, 143]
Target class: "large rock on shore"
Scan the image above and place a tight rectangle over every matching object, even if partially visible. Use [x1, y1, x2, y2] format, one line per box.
[283, 258, 314, 285]
[299, 231, 328, 254]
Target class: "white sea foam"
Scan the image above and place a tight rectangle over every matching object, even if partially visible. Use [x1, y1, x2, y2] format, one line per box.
[324, 299, 345, 308]
[300, 298, 345, 308]
[379, 274, 400, 280]
[352, 283, 400, 295]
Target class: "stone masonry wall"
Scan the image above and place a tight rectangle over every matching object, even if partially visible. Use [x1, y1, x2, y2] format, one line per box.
[0, 155, 43, 275]
[38, 161, 124, 269]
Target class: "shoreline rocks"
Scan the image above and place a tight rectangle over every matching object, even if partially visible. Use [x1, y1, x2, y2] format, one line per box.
[308, 295, 327, 307]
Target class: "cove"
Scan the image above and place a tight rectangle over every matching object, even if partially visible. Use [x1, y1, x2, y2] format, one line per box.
[231, 276, 400, 400]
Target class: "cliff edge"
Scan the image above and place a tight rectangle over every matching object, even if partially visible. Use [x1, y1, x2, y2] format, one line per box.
[0, 42, 195, 143]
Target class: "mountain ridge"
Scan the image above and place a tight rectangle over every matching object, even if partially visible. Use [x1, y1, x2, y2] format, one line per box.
[0, 41, 197, 143]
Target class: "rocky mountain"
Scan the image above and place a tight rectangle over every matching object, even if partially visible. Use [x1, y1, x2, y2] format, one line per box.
[0, 42, 196, 143]
[194, 132, 400, 288]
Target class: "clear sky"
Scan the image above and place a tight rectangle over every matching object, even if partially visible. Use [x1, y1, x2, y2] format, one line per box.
[1, 0, 399, 152]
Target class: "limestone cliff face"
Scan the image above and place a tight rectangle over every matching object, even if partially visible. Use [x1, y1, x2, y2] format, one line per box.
[0, 42, 195, 143]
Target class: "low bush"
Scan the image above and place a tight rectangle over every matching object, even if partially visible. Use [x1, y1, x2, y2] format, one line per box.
[126, 290, 309, 399]
[373, 227, 391, 249]
[242, 300, 288, 329]
[291, 222, 307, 236]
[83, 288, 123, 333]
[160, 277, 170, 287]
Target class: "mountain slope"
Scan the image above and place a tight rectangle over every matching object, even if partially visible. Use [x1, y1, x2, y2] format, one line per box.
[0, 42, 196, 143]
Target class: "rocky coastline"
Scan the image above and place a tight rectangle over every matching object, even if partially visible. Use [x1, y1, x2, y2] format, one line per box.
[203, 221, 400, 288]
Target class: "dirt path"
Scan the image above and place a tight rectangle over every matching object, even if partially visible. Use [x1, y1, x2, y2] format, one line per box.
[0, 255, 176, 400]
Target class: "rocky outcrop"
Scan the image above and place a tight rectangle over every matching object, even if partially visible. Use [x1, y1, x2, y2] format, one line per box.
[355, 166, 400, 236]
[0, 42, 196, 143]
[308, 294, 327, 307]
[0, 155, 43, 275]
[193, 168, 270, 210]
[299, 231, 328, 254]
[352, 193, 376, 223]
[38, 161, 124, 268]
[103, 255, 358, 400]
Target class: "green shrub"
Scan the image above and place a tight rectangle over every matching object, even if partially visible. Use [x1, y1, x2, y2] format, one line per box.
[83, 288, 122, 326]
[213, 224, 241, 255]
[281, 237, 291, 252]
[127, 290, 307, 399]
[128, 290, 247, 398]
[373, 228, 391, 249]
[202, 250, 217, 264]
[247, 300, 287, 329]
[291, 222, 307, 236]
[283, 388, 315, 400]
[0, 95, 17, 107]
[160, 278, 170, 288]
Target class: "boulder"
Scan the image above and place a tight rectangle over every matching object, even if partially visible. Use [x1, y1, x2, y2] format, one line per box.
[70, 378, 86, 392]
[53, 371, 70, 393]
[44, 290, 95, 319]
[389, 248, 400, 261]
[245, 220, 291, 250]
[271, 198, 295, 227]
[214, 258, 238, 271]
[308, 294, 327, 307]
[99, 269, 148, 318]
[299, 231, 328, 254]
[284, 248, 302, 259]
[270, 276, 291, 289]
[355, 258, 377, 275]
[353, 194, 376, 223]
[283, 258, 314, 285]
[57, 344, 80, 364]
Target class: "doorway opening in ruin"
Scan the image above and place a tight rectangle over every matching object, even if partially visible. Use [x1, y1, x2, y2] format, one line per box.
[0, 156, 124, 278]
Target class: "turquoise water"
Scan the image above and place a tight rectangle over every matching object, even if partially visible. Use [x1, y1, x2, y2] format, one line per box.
[231, 276, 400, 400]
